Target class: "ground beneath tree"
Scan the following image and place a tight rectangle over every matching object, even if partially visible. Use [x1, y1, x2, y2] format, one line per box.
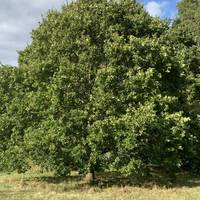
[0, 172, 200, 200]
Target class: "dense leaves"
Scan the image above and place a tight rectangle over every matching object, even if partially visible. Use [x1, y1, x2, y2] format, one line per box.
[0, 0, 200, 177]
[174, 0, 200, 45]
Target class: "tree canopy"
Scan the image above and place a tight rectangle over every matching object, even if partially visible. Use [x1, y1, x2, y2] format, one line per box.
[0, 0, 200, 178]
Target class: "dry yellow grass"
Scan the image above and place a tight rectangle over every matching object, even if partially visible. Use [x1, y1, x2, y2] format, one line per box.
[0, 172, 200, 200]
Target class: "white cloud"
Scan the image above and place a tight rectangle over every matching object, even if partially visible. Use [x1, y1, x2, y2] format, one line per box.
[145, 1, 162, 17]
[145, 1, 169, 18]
[0, 0, 67, 66]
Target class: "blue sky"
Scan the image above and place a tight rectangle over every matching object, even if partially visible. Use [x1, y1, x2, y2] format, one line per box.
[0, 0, 180, 66]
[141, 0, 180, 19]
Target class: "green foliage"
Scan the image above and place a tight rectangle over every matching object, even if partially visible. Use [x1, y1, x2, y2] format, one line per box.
[0, 0, 200, 178]
[173, 0, 200, 46]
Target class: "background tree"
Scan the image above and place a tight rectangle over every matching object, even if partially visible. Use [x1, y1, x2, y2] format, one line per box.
[0, 64, 28, 172]
[172, 0, 200, 172]
[173, 0, 200, 45]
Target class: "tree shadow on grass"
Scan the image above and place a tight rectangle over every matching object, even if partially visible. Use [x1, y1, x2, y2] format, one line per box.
[30, 174, 83, 184]
[26, 171, 200, 191]
[93, 171, 200, 189]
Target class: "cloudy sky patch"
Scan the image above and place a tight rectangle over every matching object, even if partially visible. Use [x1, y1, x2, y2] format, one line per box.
[142, 0, 179, 18]
[0, 0, 66, 66]
[145, 1, 165, 17]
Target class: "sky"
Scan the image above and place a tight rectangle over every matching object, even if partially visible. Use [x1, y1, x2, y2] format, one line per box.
[0, 0, 180, 66]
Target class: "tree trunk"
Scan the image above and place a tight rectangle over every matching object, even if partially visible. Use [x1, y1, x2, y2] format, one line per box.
[90, 166, 95, 180]
[83, 166, 96, 183]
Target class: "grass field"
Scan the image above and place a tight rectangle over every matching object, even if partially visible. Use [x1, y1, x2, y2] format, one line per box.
[0, 171, 200, 200]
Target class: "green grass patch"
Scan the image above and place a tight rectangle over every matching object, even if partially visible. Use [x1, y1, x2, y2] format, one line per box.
[0, 171, 200, 200]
